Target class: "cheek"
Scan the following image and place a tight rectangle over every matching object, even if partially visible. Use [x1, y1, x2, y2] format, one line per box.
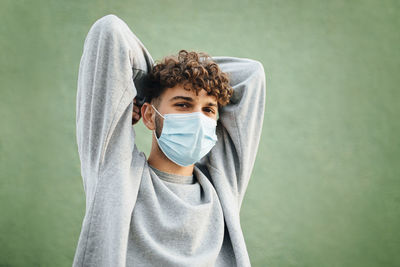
[154, 115, 164, 137]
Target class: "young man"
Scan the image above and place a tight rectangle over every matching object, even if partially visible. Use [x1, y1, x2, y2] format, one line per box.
[73, 14, 266, 267]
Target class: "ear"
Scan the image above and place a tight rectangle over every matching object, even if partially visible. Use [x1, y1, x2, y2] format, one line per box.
[141, 102, 155, 130]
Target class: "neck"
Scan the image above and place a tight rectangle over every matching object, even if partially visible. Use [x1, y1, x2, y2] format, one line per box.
[147, 136, 194, 176]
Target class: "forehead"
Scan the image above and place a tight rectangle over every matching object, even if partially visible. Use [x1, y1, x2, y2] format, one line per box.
[161, 83, 217, 104]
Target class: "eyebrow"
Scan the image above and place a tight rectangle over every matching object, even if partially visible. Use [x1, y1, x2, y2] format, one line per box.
[169, 96, 218, 107]
[169, 96, 194, 102]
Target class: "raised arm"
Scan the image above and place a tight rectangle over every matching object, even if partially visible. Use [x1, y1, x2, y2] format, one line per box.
[76, 14, 153, 196]
[205, 56, 266, 208]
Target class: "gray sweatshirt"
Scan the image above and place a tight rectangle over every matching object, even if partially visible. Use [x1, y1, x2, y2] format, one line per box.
[73, 14, 266, 267]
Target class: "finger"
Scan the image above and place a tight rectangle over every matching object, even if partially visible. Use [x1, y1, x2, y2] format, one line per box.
[132, 115, 140, 125]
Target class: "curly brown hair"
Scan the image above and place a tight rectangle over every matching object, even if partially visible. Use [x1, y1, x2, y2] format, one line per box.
[142, 50, 233, 107]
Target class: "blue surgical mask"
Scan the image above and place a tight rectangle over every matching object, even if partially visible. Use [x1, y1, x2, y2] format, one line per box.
[152, 104, 218, 167]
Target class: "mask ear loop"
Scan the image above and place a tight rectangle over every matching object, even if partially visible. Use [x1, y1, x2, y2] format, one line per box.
[151, 104, 165, 119]
[151, 104, 164, 140]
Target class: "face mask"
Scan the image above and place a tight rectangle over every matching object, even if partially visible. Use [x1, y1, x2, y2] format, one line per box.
[151, 105, 218, 167]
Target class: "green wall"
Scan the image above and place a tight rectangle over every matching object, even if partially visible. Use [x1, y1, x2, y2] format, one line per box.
[1, 0, 399, 266]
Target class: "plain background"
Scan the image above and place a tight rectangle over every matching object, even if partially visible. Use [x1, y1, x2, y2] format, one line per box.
[1, 0, 399, 266]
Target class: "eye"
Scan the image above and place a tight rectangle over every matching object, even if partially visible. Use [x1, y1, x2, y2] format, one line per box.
[203, 107, 215, 114]
[175, 103, 190, 108]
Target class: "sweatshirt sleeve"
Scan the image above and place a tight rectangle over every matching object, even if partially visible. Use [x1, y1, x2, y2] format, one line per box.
[206, 56, 267, 208]
[76, 14, 153, 195]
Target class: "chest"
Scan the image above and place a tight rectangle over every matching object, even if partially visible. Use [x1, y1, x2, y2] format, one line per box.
[127, 173, 225, 264]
